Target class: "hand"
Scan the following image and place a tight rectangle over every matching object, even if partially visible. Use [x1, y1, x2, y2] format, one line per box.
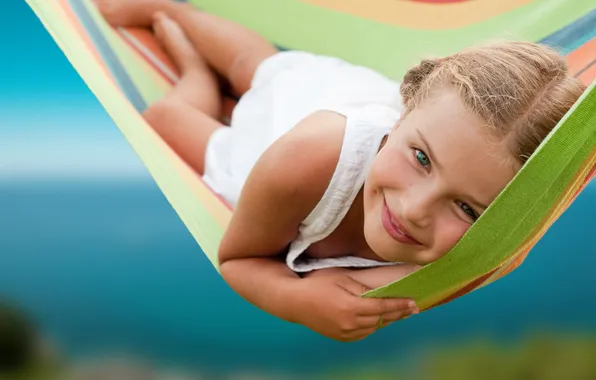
[292, 274, 419, 342]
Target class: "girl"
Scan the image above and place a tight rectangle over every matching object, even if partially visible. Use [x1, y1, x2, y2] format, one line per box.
[97, 0, 585, 342]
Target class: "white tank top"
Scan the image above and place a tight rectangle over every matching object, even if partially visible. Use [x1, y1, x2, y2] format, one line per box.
[286, 104, 403, 272]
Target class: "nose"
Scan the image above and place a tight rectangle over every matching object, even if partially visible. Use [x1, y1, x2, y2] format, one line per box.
[401, 188, 435, 228]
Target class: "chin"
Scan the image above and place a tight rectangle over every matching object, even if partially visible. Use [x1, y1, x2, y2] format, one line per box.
[363, 218, 403, 263]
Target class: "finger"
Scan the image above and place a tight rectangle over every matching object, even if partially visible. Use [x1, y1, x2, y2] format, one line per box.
[335, 275, 373, 297]
[357, 315, 389, 329]
[357, 307, 416, 329]
[357, 297, 418, 316]
[334, 276, 419, 316]
[343, 327, 378, 342]
[379, 308, 419, 324]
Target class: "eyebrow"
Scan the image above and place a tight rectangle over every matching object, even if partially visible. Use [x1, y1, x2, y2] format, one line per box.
[416, 130, 490, 211]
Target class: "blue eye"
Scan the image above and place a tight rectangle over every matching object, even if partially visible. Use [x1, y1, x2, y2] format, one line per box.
[415, 150, 430, 167]
[459, 202, 478, 221]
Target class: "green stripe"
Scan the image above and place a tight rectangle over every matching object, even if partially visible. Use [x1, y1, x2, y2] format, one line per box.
[26, 0, 225, 268]
[183, 0, 596, 301]
[81, 1, 164, 107]
[541, 9, 596, 53]
[25, 0, 596, 304]
[79, 1, 225, 267]
[189, 0, 595, 79]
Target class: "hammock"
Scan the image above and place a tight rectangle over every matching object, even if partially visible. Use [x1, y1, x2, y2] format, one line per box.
[25, 0, 596, 312]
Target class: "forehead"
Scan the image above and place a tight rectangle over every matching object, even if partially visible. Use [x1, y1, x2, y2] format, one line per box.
[401, 89, 517, 201]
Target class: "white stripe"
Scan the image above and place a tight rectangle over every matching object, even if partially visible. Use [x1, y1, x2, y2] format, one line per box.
[118, 27, 180, 84]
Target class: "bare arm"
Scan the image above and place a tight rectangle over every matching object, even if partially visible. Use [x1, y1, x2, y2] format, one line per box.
[303, 264, 422, 291]
[218, 112, 418, 341]
[218, 111, 345, 322]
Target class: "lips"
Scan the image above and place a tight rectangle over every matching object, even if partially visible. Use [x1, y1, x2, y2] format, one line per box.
[382, 198, 422, 245]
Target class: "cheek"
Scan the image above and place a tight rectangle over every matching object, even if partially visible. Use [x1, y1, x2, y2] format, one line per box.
[368, 146, 411, 189]
[434, 214, 472, 253]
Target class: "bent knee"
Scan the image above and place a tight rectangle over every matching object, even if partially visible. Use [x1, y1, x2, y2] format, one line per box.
[229, 49, 276, 96]
[142, 99, 178, 128]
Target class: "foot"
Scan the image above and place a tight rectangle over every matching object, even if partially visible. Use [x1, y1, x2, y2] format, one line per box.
[96, 0, 170, 27]
[152, 12, 204, 74]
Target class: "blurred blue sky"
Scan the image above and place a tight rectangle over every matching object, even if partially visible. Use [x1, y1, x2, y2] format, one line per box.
[1, 1, 596, 377]
[0, 1, 150, 181]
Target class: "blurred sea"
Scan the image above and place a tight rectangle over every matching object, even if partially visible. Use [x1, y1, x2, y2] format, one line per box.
[1, 0, 596, 377]
[0, 181, 595, 377]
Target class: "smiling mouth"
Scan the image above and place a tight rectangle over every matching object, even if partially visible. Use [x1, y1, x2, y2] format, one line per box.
[381, 198, 422, 246]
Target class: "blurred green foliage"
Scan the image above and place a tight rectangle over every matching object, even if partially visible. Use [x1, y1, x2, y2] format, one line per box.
[322, 332, 596, 380]
[420, 334, 596, 380]
[0, 303, 62, 380]
[0, 303, 36, 372]
[3, 303, 596, 380]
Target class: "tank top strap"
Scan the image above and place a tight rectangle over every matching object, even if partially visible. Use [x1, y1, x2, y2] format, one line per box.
[286, 104, 402, 272]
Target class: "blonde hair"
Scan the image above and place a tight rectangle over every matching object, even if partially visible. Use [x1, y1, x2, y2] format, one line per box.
[400, 41, 586, 166]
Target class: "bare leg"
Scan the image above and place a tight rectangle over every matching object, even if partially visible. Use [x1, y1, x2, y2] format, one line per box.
[143, 98, 223, 176]
[152, 11, 221, 118]
[142, 13, 224, 175]
[97, 0, 278, 97]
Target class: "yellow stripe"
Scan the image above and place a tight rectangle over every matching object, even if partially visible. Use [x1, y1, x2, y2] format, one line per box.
[82, 0, 173, 102]
[80, 0, 233, 229]
[30, 0, 231, 239]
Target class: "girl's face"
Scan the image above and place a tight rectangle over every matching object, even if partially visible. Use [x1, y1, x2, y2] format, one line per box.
[363, 88, 519, 265]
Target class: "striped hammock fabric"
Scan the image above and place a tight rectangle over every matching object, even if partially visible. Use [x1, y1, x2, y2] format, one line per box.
[25, 0, 596, 311]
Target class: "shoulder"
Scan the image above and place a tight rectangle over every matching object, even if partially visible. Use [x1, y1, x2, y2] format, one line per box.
[218, 110, 347, 262]
[265, 110, 347, 193]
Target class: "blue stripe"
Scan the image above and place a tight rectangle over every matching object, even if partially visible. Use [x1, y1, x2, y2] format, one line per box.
[69, 0, 147, 112]
[540, 9, 596, 54]
[66, 0, 593, 111]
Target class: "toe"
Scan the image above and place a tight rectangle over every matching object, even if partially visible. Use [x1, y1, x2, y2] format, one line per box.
[152, 12, 169, 40]
[96, 0, 119, 24]
[152, 10, 167, 23]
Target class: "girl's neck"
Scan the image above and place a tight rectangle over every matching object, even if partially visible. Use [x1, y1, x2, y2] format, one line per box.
[349, 189, 389, 262]
[350, 135, 392, 262]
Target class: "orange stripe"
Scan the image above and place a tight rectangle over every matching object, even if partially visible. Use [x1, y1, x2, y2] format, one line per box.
[108, 27, 234, 211]
[494, 246, 531, 279]
[116, 27, 238, 122]
[300, 0, 533, 30]
[53, 2, 232, 216]
[566, 38, 596, 75]
[498, 153, 596, 280]
[566, 152, 596, 204]
[578, 62, 596, 86]
[588, 164, 596, 182]
[571, 161, 596, 200]
[427, 267, 499, 310]
[492, 159, 596, 282]
[433, 150, 596, 306]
